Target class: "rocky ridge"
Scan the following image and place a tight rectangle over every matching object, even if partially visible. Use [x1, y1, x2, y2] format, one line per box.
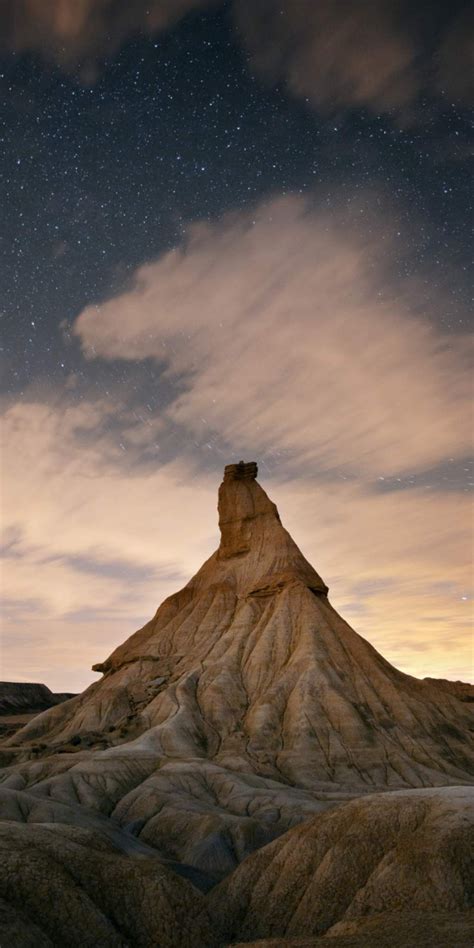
[0, 462, 473, 945]
[207, 786, 474, 943]
[0, 682, 75, 715]
[0, 682, 77, 742]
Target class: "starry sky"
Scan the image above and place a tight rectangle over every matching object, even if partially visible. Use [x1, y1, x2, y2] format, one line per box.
[1, 0, 472, 691]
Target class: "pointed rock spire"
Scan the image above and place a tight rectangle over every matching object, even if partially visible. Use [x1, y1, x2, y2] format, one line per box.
[218, 461, 280, 558]
[215, 461, 328, 595]
[10, 461, 473, 813]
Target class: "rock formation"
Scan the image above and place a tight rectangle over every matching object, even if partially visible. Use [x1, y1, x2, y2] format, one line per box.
[0, 821, 216, 947]
[0, 682, 75, 715]
[207, 786, 474, 944]
[7, 464, 473, 782]
[0, 462, 473, 945]
[229, 910, 474, 948]
[0, 682, 77, 741]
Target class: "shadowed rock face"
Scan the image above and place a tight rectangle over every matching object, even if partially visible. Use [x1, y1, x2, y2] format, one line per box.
[1, 464, 473, 885]
[0, 683, 77, 741]
[0, 682, 75, 715]
[207, 787, 474, 945]
[0, 821, 217, 947]
[228, 910, 474, 948]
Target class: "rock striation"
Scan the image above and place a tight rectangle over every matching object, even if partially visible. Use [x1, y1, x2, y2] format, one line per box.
[208, 786, 474, 944]
[8, 465, 473, 757]
[0, 820, 216, 947]
[0, 462, 473, 945]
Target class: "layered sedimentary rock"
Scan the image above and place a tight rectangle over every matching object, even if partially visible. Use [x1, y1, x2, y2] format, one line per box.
[208, 786, 474, 945]
[0, 821, 216, 947]
[2, 463, 473, 882]
[8, 462, 473, 783]
[1, 462, 473, 944]
[0, 682, 77, 741]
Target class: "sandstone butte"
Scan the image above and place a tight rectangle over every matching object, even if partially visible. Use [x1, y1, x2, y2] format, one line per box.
[0, 461, 473, 947]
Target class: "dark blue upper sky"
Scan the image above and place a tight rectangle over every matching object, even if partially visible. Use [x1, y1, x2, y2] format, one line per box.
[1, 1, 472, 396]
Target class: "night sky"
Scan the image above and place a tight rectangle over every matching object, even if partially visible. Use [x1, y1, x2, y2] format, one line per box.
[1, 0, 472, 691]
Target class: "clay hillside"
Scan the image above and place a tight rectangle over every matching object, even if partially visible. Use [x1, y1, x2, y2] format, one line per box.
[1, 462, 473, 947]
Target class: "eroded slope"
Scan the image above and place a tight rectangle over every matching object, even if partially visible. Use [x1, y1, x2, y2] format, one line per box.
[207, 786, 474, 944]
[2, 463, 473, 881]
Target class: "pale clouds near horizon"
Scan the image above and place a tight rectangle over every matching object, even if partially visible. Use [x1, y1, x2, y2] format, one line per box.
[2, 194, 472, 691]
[1, 400, 218, 691]
[1, 397, 471, 691]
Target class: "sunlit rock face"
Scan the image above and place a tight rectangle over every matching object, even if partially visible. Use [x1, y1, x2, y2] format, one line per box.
[8, 464, 472, 771]
[1, 464, 473, 884]
[0, 462, 474, 946]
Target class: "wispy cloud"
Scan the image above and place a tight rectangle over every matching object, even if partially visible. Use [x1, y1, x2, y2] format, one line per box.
[234, 2, 472, 118]
[235, 0, 417, 115]
[1, 1, 469, 115]
[74, 195, 472, 478]
[275, 476, 473, 682]
[0, 397, 218, 688]
[1, 387, 471, 688]
[434, 6, 474, 105]
[0, 0, 213, 79]
[2, 194, 472, 689]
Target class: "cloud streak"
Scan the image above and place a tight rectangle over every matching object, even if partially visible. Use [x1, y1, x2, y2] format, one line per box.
[4, 193, 471, 690]
[276, 477, 472, 682]
[1, 0, 213, 78]
[2, 389, 471, 690]
[1, 1, 470, 113]
[234, 0, 417, 114]
[74, 195, 472, 478]
[0, 398, 218, 689]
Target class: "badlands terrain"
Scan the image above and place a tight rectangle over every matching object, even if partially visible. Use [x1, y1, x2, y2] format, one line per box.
[0, 682, 75, 741]
[1, 461, 473, 946]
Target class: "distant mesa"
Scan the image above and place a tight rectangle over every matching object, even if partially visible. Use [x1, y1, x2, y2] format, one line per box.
[0, 681, 76, 715]
[0, 682, 77, 741]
